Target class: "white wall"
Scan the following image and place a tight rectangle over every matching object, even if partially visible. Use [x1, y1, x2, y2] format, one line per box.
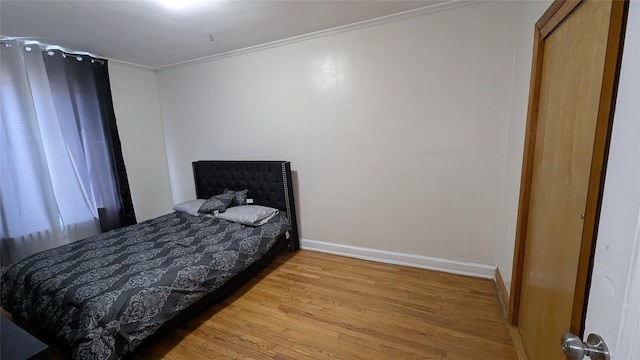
[155, 1, 530, 268]
[585, 1, 640, 356]
[495, 0, 551, 294]
[109, 62, 173, 222]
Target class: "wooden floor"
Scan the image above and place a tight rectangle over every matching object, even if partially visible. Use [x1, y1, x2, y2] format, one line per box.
[130, 250, 517, 359]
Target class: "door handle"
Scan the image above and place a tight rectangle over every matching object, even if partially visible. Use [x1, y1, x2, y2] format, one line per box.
[561, 333, 610, 360]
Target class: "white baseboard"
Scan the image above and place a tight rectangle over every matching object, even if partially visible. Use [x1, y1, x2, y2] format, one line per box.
[300, 238, 496, 279]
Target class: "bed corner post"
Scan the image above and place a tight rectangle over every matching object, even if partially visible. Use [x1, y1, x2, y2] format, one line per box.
[281, 162, 300, 252]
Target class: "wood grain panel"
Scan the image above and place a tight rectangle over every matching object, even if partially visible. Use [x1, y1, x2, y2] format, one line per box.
[516, 1, 613, 359]
[129, 250, 517, 359]
[570, 0, 628, 335]
[537, 0, 582, 38]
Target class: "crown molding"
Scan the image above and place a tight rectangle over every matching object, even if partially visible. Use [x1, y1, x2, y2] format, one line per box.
[108, 58, 155, 72]
[155, 0, 483, 72]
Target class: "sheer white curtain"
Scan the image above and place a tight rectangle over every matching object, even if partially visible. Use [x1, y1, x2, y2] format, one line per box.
[0, 40, 100, 265]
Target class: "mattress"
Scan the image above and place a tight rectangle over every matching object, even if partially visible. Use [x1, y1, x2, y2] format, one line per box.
[1, 211, 291, 359]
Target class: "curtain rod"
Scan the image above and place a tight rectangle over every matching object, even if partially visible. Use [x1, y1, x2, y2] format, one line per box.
[45, 49, 105, 65]
[1, 38, 106, 64]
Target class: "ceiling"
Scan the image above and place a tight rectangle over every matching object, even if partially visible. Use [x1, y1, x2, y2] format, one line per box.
[0, 0, 449, 70]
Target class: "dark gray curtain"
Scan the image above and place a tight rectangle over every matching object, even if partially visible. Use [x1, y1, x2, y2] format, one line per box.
[93, 58, 137, 229]
[42, 50, 136, 231]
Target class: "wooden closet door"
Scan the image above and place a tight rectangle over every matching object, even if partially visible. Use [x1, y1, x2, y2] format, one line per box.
[510, 0, 628, 359]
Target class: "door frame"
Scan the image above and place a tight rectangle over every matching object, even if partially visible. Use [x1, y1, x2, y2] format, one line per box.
[508, 0, 629, 336]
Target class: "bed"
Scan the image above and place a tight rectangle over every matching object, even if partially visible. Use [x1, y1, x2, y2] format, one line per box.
[0, 160, 300, 359]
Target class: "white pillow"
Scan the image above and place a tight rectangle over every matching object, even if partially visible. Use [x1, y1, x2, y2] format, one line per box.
[215, 205, 279, 226]
[172, 199, 206, 216]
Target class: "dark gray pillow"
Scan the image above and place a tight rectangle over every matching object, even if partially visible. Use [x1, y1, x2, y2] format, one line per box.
[224, 188, 248, 206]
[198, 193, 235, 214]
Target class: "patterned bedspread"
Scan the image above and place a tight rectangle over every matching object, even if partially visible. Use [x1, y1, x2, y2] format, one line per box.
[1, 212, 291, 359]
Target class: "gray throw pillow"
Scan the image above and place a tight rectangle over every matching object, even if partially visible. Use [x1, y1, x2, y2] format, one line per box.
[224, 188, 248, 206]
[173, 199, 206, 216]
[198, 193, 235, 214]
[215, 205, 279, 226]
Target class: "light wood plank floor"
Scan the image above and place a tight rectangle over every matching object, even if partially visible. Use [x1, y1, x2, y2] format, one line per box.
[130, 250, 517, 359]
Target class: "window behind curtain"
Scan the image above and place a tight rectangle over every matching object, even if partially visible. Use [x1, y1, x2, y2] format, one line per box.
[0, 41, 136, 265]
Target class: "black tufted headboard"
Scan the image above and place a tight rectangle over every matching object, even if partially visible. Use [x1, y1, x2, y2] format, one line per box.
[192, 160, 299, 251]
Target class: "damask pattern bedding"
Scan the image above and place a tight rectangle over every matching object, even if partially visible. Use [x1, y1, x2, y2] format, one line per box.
[1, 211, 291, 360]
